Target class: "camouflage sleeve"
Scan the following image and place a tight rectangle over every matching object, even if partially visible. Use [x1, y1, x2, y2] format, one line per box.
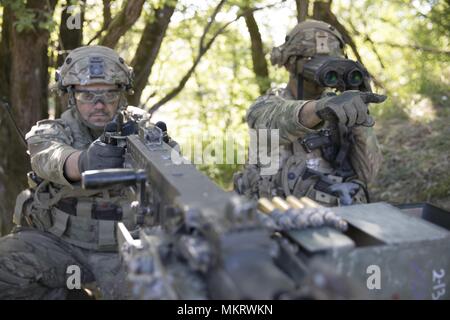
[349, 126, 383, 185]
[25, 119, 79, 186]
[246, 94, 320, 145]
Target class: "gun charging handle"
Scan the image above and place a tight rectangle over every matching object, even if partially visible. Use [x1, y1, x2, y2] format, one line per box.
[82, 168, 149, 225]
[155, 121, 170, 143]
[101, 113, 124, 145]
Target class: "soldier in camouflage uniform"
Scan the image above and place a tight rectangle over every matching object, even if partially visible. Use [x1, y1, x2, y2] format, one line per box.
[0, 46, 138, 299]
[234, 20, 386, 206]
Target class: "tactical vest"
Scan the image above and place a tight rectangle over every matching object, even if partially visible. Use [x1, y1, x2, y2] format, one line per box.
[235, 89, 368, 206]
[14, 109, 137, 252]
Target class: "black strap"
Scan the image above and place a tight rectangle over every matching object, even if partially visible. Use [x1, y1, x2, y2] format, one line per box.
[326, 122, 355, 178]
[297, 74, 304, 100]
[302, 169, 335, 196]
[55, 198, 123, 221]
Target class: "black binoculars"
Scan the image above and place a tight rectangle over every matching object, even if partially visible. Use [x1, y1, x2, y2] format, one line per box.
[299, 56, 370, 92]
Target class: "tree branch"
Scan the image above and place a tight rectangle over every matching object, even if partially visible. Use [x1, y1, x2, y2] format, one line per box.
[244, 8, 270, 94]
[295, 0, 309, 22]
[86, 0, 115, 45]
[98, 0, 145, 48]
[148, 2, 283, 115]
[312, 2, 386, 90]
[86, 0, 113, 45]
[103, 0, 112, 28]
[129, 1, 177, 106]
[347, 20, 385, 69]
[377, 42, 450, 55]
[312, 1, 363, 62]
[199, 0, 226, 51]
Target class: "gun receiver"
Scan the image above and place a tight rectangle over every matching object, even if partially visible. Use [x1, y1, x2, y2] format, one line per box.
[83, 119, 309, 299]
[82, 116, 450, 300]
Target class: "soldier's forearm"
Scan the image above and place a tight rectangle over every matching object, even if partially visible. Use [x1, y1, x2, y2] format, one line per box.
[298, 101, 322, 128]
[64, 151, 82, 181]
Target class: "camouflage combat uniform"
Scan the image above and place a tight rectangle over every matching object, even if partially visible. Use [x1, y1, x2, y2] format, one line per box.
[234, 87, 383, 206]
[0, 107, 136, 299]
[0, 46, 136, 299]
[234, 20, 383, 206]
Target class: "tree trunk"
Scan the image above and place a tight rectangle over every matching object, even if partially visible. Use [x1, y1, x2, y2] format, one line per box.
[129, 2, 176, 106]
[295, 0, 309, 22]
[0, 4, 14, 236]
[244, 9, 270, 95]
[312, 1, 363, 62]
[0, 0, 57, 235]
[0, 5, 12, 101]
[54, 0, 85, 118]
[103, 0, 112, 29]
[86, 0, 114, 45]
[99, 0, 145, 48]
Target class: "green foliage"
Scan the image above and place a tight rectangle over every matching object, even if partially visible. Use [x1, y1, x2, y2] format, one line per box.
[333, 0, 449, 120]
[140, 0, 449, 198]
[8, 1, 35, 32]
[4, 0, 448, 205]
[144, 2, 263, 189]
[4, 0, 56, 33]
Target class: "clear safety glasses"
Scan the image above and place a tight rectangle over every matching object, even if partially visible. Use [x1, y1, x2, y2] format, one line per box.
[74, 89, 122, 104]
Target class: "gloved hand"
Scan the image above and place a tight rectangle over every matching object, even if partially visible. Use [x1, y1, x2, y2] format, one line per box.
[78, 139, 125, 173]
[315, 90, 387, 127]
[328, 182, 360, 206]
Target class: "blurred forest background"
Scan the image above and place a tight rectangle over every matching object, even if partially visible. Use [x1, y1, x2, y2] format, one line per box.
[0, 0, 449, 235]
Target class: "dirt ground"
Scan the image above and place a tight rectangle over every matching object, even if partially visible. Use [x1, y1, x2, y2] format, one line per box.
[370, 109, 450, 211]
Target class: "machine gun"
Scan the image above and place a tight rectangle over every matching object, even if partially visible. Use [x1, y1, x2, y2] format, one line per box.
[81, 113, 450, 300]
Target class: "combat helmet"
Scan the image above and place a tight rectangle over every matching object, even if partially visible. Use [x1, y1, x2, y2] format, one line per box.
[55, 45, 134, 94]
[55, 45, 134, 130]
[270, 19, 346, 73]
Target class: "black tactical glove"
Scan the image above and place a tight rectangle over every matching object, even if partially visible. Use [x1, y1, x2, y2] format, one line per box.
[328, 182, 360, 206]
[78, 139, 125, 173]
[315, 90, 387, 127]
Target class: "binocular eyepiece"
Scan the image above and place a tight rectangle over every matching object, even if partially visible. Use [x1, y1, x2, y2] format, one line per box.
[320, 67, 364, 88]
[299, 56, 370, 93]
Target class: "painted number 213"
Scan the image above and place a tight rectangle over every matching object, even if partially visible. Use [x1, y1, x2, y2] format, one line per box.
[432, 269, 446, 300]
